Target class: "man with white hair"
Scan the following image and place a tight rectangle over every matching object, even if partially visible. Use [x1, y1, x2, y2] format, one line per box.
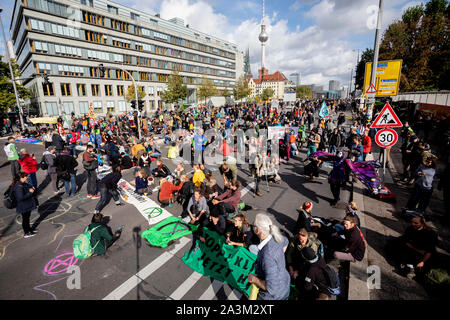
[247, 213, 290, 300]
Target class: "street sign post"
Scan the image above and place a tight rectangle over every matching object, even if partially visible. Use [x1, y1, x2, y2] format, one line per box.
[375, 128, 398, 148]
[370, 102, 403, 128]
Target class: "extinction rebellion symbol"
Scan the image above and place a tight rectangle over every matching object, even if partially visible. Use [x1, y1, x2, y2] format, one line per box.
[143, 207, 163, 219]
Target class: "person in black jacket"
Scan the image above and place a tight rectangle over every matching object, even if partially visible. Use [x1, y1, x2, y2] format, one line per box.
[94, 165, 124, 214]
[331, 216, 365, 262]
[225, 213, 255, 249]
[295, 201, 321, 235]
[54, 147, 78, 197]
[151, 159, 171, 178]
[297, 247, 332, 300]
[51, 131, 65, 154]
[12, 172, 38, 238]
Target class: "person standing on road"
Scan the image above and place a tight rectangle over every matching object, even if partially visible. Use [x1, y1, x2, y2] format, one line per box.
[405, 156, 437, 214]
[83, 144, 100, 199]
[328, 150, 346, 206]
[4, 136, 21, 179]
[94, 165, 124, 214]
[13, 172, 38, 238]
[362, 129, 372, 161]
[18, 148, 38, 189]
[54, 147, 78, 197]
[51, 130, 65, 154]
[42, 146, 59, 194]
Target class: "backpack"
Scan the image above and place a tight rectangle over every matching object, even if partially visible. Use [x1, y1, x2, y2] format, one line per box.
[3, 185, 17, 209]
[39, 156, 48, 170]
[319, 265, 341, 295]
[73, 225, 101, 259]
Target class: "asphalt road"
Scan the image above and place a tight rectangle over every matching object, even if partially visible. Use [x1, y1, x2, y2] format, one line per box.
[0, 117, 353, 300]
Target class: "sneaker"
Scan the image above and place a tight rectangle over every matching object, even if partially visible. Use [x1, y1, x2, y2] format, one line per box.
[91, 194, 100, 200]
[87, 194, 92, 199]
[93, 210, 99, 214]
[115, 202, 124, 206]
[256, 190, 263, 197]
[24, 232, 36, 238]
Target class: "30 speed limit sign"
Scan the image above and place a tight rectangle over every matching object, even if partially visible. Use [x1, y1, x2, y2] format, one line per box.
[375, 128, 398, 148]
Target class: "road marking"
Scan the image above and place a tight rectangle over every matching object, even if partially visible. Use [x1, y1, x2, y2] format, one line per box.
[167, 271, 203, 300]
[198, 279, 224, 300]
[103, 236, 191, 300]
[227, 289, 243, 300]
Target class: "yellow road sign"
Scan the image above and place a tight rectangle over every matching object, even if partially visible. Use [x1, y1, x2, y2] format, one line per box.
[364, 59, 402, 96]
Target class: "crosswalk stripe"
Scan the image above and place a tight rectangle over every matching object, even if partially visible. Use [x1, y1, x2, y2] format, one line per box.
[227, 289, 243, 300]
[103, 237, 191, 300]
[167, 271, 204, 300]
[198, 280, 224, 300]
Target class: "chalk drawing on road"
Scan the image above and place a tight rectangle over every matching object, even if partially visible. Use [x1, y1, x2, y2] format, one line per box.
[44, 252, 79, 275]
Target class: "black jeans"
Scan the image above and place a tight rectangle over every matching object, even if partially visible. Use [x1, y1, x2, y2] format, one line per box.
[329, 181, 341, 202]
[21, 211, 32, 234]
[86, 170, 98, 195]
[95, 185, 119, 212]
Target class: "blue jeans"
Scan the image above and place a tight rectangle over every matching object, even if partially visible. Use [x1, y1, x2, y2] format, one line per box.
[27, 172, 37, 189]
[149, 152, 161, 158]
[328, 145, 337, 154]
[64, 173, 77, 195]
[95, 185, 120, 212]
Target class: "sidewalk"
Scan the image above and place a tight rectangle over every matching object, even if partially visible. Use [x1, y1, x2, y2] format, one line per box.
[348, 143, 449, 300]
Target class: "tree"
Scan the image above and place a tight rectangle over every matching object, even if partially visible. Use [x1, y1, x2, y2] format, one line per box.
[261, 87, 274, 101]
[296, 85, 312, 99]
[125, 85, 145, 103]
[354, 48, 374, 92]
[197, 76, 218, 104]
[160, 70, 188, 106]
[233, 76, 250, 102]
[0, 57, 31, 112]
[222, 87, 231, 98]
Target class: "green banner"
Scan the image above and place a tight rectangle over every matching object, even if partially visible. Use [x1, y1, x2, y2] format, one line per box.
[141, 217, 198, 248]
[182, 228, 257, 296]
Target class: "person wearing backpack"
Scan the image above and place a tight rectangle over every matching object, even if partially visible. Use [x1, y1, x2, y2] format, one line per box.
[298, 247, 338, 300]
[83, 213, 121, 257]
[42, 146, 59, 193]
[13, 172, 38, 238]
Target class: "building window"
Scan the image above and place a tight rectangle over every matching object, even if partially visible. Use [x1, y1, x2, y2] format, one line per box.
[45, 102, 58, 116]
[60, 83, 71, 96]
[107, 5, 118, 15]
[117, 85, 124, 96]
[93, 101, 102, 113]
[105, 85, 113, 96]
[118, 100, 126, 112]
[91, 84, 100, 96]
[63, 102, 74, 114]
[106, 101, 115, 113]
[77, 84, 86, 96]
[33, 41, 48, 53]
[148, 87, 154, 96]
[42, 83, 55, 96]
[130, 12, 139, 21]
[79, 101, 89, 114]
[90, 67, 100, 78]
[149, 100, 155, 110]
[85, 30, 104, 43]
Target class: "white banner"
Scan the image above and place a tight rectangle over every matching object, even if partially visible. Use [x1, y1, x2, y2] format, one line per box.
[267, 126, 299, 141]
[117, 179, 173, 226]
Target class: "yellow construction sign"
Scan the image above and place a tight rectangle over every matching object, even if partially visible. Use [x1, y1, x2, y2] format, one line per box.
[364, 59, 402, 96]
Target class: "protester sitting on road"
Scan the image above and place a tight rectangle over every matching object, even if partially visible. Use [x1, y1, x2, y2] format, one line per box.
[192, 164, 205, 189]
[333, 202, 361, 233]
[134, 169, 153, 196]
[330, 216, 366, 263]
[219, 162, 234, 190]
[286, 228, 324, 281]
[295, 201, 321, 235]
[297, 247, 332, 300]
[201, 171, 219, 201]
[158, 177, 184, 207]
[138, 152, 152, 176]
[119, 152, 133, 169]
[199, 208, 227, 238]
[185, 189, 209, 225]
[11, 172, 37, 238]
[210, 180, 242, 218]
[304, 156, 322, 180]
[94, 165, 124, 214]
[151, 159, 171, 179]
[385, 215, 437, 279]
[247, 213, 290, 300]
[225, 213, 255, 249]
[87, 213, 122, 256]
[170, 162, 185, 180]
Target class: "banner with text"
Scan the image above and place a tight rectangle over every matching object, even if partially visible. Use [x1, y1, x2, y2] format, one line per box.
[267, 126, 299, 141]
[182, 228, 257, 296]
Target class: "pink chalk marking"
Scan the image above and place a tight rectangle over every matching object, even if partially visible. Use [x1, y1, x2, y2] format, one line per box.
[44, 253, 78, 275]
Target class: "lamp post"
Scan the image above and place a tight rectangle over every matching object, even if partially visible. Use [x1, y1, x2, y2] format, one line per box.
[0, 8, 25, 130]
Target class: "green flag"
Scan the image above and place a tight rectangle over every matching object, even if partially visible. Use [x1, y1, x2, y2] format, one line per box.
[182, 227, 257, 296]
[141, 217, 198, 248]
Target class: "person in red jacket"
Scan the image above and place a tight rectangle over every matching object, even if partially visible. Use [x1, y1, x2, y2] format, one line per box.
[18, 148, 38, 188]
[158, 175, 185, 206]
[362, 130, 372, 161]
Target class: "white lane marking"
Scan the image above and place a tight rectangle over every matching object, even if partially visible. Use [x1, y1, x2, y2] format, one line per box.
[198, 279, 224, 300]
[167, 271, 204, 300]
[103, 237, 191, 300]
[228, 289, 243, 300]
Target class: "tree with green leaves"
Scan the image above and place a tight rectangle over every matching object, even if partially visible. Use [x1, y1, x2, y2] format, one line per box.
[197, 76, 218, 104]
[354, 48, 374, 91]
[296, 85, 312, 99]
[0, 57, 31, 112]
[233, 76, 250, 102]
[125, 85, 146, 103]
[160, 70, 188, 106]
[261, 87, 274, 101]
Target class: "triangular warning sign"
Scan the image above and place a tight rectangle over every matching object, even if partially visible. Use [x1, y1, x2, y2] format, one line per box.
[371, 102, 403, 128]
[366, 83, 377, 94]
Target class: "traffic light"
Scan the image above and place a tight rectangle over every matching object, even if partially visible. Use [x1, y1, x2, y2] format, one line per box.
[130, 100, 136, 109]
[99, 64, 105, 78]
[43, 74, 50, 85]
[138, 100, 144, 112]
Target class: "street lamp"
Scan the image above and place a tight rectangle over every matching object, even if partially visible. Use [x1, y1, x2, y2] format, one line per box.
[0, 8, 25, 130]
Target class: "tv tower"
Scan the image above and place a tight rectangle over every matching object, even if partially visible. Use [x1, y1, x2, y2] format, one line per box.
[258, 0, 268, 74]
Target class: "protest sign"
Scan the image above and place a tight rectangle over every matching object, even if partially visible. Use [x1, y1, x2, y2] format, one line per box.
[267, 126, 299, 141]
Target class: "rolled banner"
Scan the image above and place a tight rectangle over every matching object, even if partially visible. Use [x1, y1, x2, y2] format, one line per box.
[249, 284, 259, 300]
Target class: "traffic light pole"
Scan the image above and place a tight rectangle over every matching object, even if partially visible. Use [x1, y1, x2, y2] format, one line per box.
[0, 11, 25, 130]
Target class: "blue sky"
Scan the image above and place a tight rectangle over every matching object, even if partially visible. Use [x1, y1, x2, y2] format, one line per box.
[1, 0, 423, 88]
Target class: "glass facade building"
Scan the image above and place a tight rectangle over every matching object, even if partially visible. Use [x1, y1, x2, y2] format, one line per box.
[10, 0, 244, 116]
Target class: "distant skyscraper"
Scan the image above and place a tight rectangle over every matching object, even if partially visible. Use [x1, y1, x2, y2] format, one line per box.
[289, 72, 301, 86]
[329, 80, 340, 91]
[244, 48, 252, 78]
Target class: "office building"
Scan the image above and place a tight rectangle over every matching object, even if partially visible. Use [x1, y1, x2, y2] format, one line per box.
[9, 0, 243, 116]
[329, 80, 340, 92]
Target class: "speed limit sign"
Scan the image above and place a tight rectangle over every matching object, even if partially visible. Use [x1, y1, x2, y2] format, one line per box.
[375, 128, 398, 148]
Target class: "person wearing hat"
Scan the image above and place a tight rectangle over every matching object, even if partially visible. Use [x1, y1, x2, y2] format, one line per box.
[42, 145, 59, 193]
[297, 247, 331, 300]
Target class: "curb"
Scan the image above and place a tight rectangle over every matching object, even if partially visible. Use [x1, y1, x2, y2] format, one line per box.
[347, 181, 370, 300]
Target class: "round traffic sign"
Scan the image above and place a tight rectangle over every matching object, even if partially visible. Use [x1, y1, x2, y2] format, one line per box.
[375, 128, 398, 148]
